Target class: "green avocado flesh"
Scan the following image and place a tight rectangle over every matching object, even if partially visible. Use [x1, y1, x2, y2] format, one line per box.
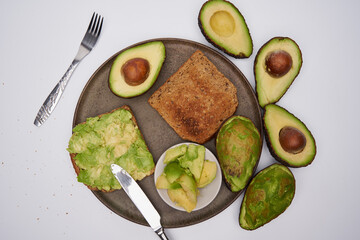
[197, 160, 217, 188]
[67, 108, 154, 191]
[177, 173, 198, 204]
[156, 144, 217, 212]
[264, 104, 316, 167]
[178, 144, 205, 183]
[164, 161, 185, 184]
[164, 144, 187, 164]
[155, 174, 182, 190]
[168, 187, 196, 213]
[255, 37, 302, 107]
[239, 164, 295, 230]
[109, 41, 165, 98]
[198, 0, 253, 58]
[216, 116, 261, 192]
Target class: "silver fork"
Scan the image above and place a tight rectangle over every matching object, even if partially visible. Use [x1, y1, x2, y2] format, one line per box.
[34, 12, 104, 127]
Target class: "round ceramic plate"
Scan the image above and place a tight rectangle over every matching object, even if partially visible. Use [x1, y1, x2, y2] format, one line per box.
[72, 38, 263, 228]
[154, 143, 222, 212]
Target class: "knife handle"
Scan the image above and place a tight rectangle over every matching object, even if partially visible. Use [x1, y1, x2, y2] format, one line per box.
[155, 227, 169, 240]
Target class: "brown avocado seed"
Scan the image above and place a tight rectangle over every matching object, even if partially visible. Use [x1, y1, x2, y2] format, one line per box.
[121, 58, 150, 86]
[279, 126, 306, 154]
[265, 50, 292, 78]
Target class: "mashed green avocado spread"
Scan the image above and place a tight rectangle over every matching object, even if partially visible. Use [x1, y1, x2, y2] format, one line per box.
[67, 108, 154, 191]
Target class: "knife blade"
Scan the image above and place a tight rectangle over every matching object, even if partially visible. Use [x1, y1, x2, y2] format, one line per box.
[110, 164, 169, 240]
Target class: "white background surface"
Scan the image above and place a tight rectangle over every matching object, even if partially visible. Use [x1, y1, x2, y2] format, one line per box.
[1, 0, 359, 239]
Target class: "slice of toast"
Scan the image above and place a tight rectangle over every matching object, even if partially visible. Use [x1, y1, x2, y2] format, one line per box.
[148, 50, 238, 144]
[69, 105, 154, 192]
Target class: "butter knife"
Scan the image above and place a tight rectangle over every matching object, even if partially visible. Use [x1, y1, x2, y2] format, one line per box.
[110, 164, 169, 240]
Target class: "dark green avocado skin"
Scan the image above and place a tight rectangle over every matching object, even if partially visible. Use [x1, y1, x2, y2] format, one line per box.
[239, 163, 296, 230]
[254, 37, 303, 108]
[198, 0, 253, 59]
[216, 116, 262, 192]
[263, 105, 317, 168]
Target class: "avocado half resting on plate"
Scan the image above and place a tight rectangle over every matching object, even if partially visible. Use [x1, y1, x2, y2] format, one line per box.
[254, 37, 302, 107]
[109, 41, 166, 98]
[263, 104, 316, 167]
[216, 116, 262, 192]
[198, 0, 253, 58]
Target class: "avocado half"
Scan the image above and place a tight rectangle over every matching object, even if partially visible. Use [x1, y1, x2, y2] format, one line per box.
[255, 37, 302, 107]
[216, 116, 262, 192]
[263, 104, 316, 167]
[239, 163, 295, 230]
[198, 0, 253, 58]
[109, 41, 166, 98]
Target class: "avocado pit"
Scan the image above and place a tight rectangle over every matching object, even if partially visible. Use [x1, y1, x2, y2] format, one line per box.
[121, 58, 150, 86]
[265, 50, 292, 78]
[210, 11, 235, 37]
[279, 126, 306, 154]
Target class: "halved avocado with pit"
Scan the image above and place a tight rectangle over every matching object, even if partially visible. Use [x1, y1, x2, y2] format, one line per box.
[263, 104, 316, 167]
[255, 37, 302, 107]
[109, 41, 166, 98]
[198, 0, 253, 58]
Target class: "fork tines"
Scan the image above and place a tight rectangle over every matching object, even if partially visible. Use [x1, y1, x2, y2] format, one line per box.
[88, 12, 103, 37]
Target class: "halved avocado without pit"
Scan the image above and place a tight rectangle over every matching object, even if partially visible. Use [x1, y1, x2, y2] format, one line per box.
[198, 0, 253, 58]
[255, 37, 302, 107]
[109, 41, 166, 98]
[263, 104, 316, 167]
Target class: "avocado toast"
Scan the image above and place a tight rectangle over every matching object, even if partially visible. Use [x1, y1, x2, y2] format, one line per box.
[67, 105, 155, 192]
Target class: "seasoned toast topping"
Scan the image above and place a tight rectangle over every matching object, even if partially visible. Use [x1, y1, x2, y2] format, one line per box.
[67, 106, 154, 192]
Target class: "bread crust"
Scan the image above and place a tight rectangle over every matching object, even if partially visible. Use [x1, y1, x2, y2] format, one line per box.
[69, 105, 154, 192]
[148, 50, 238, 144]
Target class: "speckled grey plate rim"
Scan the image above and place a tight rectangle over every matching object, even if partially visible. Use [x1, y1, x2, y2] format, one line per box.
[72, 38, 263, 228]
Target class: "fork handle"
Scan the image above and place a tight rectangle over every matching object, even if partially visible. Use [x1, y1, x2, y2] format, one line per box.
[34, 59, 80, 126]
